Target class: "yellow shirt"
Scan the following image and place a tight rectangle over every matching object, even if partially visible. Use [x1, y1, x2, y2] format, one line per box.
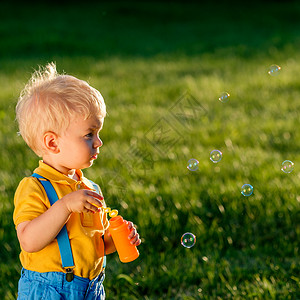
[13, 161, 109, 280]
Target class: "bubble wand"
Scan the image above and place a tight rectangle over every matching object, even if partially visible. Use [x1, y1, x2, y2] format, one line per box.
[102, 207, 119, 218]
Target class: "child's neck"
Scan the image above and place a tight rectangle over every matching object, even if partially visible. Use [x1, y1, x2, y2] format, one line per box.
[42, 159, 80, 181]
[67, 169, 79, 181]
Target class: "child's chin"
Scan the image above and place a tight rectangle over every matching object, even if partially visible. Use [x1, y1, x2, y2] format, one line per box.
[88, 160, 95, 167]
[80, 161, 94, 169]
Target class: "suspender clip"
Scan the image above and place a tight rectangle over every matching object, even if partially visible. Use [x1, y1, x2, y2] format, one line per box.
[65, 267, 74, 282]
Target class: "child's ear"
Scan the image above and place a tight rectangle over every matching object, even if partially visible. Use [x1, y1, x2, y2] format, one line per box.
[43, 132, 60, 154]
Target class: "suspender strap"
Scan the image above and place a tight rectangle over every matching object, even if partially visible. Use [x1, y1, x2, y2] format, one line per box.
[31, 173, 75, 269]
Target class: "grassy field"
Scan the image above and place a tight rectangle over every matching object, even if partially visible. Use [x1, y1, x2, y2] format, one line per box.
[0, 1, 299, 299]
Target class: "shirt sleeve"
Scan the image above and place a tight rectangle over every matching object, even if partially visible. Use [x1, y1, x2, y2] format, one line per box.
[13, 177, 50, 227]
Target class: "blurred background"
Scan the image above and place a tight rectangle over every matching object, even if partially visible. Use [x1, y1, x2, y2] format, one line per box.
[0, 0, 299, 299]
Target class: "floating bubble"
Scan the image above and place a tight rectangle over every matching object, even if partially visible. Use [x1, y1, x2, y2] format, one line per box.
[210, 150, 222, 163]
[219, 92, 230, 103]
[181, 232, 196, 248]
[281, 160, 294, 173]
[241, 184, 253, 196]
[268, 64, 281, 76]
[187, 158, 199, 171]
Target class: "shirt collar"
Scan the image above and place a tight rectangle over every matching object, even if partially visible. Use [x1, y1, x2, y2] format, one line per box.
[33, 160, 95, 190]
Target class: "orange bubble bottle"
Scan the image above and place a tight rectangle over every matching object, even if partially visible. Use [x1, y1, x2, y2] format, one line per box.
[109, 215, 139, 263]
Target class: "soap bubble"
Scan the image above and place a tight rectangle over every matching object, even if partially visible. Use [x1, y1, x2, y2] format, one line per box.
[187, 158, 199, 171]
[281, 160, 294, 173]
[210, 150, 222, 163]
[181, 232, 196, 248]
[268, 64, 281, 76]
[219, 92, 230, 103]
[241, 184, 253, 196]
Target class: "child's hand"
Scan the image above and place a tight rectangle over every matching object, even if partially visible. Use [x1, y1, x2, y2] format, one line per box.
[127, 221, 141, 246]
[61, 189, 104, 214]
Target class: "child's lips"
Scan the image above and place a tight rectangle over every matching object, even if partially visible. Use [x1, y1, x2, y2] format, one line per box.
[91, 154, 98, 160]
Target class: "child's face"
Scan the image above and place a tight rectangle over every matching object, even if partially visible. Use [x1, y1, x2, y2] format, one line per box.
[55, 115, 103, 172]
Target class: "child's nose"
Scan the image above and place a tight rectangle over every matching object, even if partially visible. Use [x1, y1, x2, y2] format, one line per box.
[95, 137, 103, 148]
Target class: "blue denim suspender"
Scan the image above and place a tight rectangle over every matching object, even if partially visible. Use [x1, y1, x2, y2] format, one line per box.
[31, 173, 75, 281]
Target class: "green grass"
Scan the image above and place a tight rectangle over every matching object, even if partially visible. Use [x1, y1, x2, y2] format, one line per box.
[0, 1, 299, 299]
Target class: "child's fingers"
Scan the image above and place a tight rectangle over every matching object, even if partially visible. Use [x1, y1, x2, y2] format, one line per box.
[127, 222, 137, 238]
[85, 192, 104, 209]
[85, 199, 103, 213]
[130, 234, 141, 246]
[128, 227, 136, 240]
[88, 202, 102, 212]
[84, 201, 101, 213]
[87, 190, 104, 201]
[127, 221, 133, 230]
[127, 221, 138, 231]
[127, 222, 141, 246]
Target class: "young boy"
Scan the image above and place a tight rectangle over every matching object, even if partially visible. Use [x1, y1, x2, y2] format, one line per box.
[13, 62, 141, 299]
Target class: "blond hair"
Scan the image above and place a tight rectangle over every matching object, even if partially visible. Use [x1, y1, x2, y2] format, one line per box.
[16, 62, 106, 156]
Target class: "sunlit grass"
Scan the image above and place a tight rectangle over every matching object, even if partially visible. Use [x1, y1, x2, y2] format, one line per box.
[0, 1, 300, 299]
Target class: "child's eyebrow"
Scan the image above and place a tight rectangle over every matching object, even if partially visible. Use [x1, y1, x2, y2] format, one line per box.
[87, 125, 102, 131]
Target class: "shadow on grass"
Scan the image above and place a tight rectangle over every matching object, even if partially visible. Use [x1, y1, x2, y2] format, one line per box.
[0, 1, 300, 62]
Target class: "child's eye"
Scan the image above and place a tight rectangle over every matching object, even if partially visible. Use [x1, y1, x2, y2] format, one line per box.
[85, 133, 93, 139]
